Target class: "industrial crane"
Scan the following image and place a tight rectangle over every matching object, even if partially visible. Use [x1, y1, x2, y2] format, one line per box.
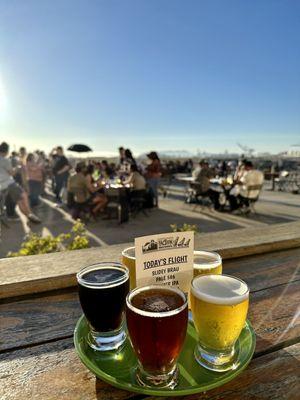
[237, 143, 255, 157]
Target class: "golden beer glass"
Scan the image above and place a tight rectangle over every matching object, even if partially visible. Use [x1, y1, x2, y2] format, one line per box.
[188, 251, 222, 308]
[191, 274, 249, 372]
[193, 251, 222, 277]
[122, 246, 136, 289]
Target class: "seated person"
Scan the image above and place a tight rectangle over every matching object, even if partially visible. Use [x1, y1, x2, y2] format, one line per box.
[229, 161, 264, 210]
[193, 160, 215, 194]
[0, 142, 41, 223]
[101, 160, 115, 179]
[68, 163, 108, 217]
[85, 164, 108, 215]
[123, 164, 146, 191]
[67, 162, 90, 205]
[192, 160, 221, 208]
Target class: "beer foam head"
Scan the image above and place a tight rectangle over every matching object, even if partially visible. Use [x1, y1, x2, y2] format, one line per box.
[127, 285, 187, 318]
[191, 275, 249, 305]
[194, 251, 221, 270]
[77, 264, 129, 289]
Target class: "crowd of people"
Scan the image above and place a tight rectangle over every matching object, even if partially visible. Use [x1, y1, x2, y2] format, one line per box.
[0, 140, 266, 224]
[0, 142, 164, 223]
[0, 143, 42, 223]
[190, 159, 264, 211]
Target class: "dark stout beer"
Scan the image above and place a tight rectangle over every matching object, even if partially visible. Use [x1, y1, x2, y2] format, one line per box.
[126, 285, 188, 386]
[78, 265, 129, 332]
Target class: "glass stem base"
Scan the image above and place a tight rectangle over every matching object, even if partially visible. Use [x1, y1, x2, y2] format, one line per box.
[194, 343, 239, 372]
[136, 364, 179, 389]
[87, 326, 126, 351]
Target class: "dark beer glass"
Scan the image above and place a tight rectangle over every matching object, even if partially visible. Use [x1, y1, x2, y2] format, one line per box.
[126, 285, 188, 388]
[77, 262, 129, 351]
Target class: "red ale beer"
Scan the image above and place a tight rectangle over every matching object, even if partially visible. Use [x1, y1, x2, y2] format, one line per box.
[126, 285, 188, 388]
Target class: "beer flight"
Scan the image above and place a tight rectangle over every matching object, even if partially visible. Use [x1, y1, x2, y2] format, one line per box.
[77, 249, 249, 389]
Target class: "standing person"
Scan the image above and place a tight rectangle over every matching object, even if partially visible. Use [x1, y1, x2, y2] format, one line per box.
[187, 158, 194, 173]
[26, 153, 44, 207]
[51, 146, 70, 205]
[221, 161, 227, 177]
[14, 147, 28, 190]
[37, 151, 47, 195]
[19, 147, 27, 163]
[121, 148, 137, 175]
[118, 146, 129, 178]
[10, 151, 19, 168]
[118, 147, 126, 165]
[124, 149, 136, 167]
[0, 142, 41, 223]
[145, 151, 161, 207]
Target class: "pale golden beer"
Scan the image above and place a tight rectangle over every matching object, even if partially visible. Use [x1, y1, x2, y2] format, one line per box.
[122, 247, 136, 289]
[193, 251, 222, 277]
[191, 274, 249, 372]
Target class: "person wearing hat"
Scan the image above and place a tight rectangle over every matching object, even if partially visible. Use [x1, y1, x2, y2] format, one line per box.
[145, 151, 161, 207]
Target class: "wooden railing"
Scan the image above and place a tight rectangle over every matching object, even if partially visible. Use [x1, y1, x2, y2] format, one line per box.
[1, 220, 300, 300]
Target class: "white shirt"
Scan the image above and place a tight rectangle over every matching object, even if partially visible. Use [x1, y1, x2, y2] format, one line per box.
[0, 156, 14, 190]
[240, 170, 264, 199]
[192, 166, 201, 179]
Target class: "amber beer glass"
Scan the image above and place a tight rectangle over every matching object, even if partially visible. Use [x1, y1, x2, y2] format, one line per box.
[126, 285, 188, 388]
[122, 246, 136, 289]
[77, 262, 129, 351]
[193, 250, 222, 277]
[191, 275, 249, 372]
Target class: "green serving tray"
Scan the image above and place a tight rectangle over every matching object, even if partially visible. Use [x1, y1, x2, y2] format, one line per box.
[74, 315, 256, 397]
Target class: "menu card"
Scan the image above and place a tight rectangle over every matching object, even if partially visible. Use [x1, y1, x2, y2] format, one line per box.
[135, 231, 194, 294]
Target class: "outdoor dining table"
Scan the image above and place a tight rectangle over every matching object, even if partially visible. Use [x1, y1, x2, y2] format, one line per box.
[175, 175, 195, 183]
[0, 221, 299, 399]
[104, 184, 131, 223]
[175, 175, 226, 186]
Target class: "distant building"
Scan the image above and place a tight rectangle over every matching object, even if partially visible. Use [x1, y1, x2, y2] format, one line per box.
[285, 146, 300, 158]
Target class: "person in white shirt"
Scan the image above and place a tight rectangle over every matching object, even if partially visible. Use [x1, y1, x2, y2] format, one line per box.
[239, 168, 264, 199]
[229, 161, 264, 210]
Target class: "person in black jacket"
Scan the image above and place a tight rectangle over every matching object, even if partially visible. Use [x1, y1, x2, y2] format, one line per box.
[51, 146, 70, 205]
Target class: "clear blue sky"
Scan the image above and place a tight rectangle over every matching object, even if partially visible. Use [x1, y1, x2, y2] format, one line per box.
[0, 0, 299, 156]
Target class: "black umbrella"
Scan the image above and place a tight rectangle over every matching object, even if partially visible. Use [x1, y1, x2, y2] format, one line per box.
[67, 144, 92, 153]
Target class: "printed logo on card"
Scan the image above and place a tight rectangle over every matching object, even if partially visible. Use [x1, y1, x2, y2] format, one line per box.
[142, 235, 191, 253]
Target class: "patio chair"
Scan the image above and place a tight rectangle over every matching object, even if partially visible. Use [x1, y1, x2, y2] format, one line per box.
[105, 187, 129, 224]
[240, 184, 263, 214]
[130, 190, 148, 217]
[67, 190, 92, 221]
[186, 182, 213, 210]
